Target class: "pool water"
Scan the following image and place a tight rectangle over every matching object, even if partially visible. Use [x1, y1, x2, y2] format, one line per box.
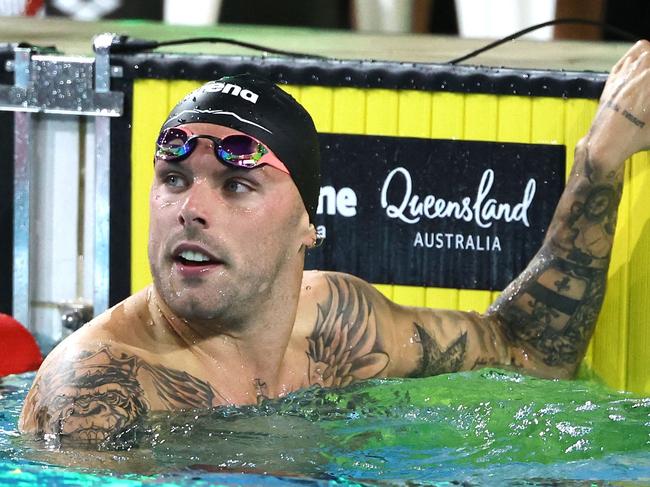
[1, 369, 649, 486]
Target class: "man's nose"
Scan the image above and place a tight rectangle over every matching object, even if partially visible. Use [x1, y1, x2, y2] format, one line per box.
[178, 180, 211, 228]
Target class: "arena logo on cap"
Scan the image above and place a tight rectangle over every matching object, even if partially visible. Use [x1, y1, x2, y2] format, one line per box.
[204, 82, 259, 104]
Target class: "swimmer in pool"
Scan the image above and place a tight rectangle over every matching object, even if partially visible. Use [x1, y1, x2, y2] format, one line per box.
[18, 41, 650, 444]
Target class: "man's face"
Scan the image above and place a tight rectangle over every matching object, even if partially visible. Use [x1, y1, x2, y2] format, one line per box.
[149, 123, 312, 323]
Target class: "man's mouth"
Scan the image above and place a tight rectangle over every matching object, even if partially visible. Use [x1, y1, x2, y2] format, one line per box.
[177, 250, 213, 266]
[172, 245, 222, 269]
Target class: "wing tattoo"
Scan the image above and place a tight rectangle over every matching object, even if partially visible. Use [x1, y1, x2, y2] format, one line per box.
[145, 363, 224, 410]
[306, 275, 389, 387]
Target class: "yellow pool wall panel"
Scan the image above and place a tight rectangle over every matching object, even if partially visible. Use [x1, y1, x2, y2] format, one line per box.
[627, 150, 650, 394]
[130, 79, 648, 395]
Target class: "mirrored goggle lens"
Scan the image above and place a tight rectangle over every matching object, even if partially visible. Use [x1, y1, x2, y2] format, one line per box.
[155, 128, 268, 167]
[217, 135, 268, 168]
[156, 127, 193, 160]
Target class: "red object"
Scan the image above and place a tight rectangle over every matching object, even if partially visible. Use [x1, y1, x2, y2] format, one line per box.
[0, 313, 43, 376]
[24, 0, 44, 16]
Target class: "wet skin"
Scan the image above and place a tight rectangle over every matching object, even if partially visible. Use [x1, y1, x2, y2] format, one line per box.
[148, 123, 312, 325]
[19, 41, 650, 446]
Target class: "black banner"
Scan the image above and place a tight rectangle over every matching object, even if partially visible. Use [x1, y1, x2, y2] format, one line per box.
[0, 51, 13, 314]
[115, 53, 607, 100]
[305, 134, 566, 291]
[0, 110, 13, 314]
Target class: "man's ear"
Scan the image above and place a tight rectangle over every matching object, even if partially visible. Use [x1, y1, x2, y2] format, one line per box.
[302, 222, 318, 249]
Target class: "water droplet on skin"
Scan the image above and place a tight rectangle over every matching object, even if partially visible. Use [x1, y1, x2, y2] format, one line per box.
[305, 285, 312, 291]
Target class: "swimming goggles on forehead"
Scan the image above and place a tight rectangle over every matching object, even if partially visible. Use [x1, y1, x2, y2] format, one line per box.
[155, 126, 289, 174]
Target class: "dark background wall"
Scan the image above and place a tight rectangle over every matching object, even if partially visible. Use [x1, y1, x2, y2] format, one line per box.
[41, 0, 648, 42]
[0, 51, 14, 314]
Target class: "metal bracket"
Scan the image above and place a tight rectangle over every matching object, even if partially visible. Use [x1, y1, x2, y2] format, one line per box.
[7, 35, 123, 329]
[0, 52, 123, 116]
[32, 299, 94, 333]
[91, 33, 119, 316]
[60, 301, 94, 333]
[11, 47, 33, 328]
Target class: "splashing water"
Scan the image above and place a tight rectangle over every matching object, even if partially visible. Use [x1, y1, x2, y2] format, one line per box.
[1, 369, 649, 486]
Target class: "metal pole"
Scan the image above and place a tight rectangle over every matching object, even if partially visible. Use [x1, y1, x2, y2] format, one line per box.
[12, 47, 33, 328]
[92, 35, 115, 315]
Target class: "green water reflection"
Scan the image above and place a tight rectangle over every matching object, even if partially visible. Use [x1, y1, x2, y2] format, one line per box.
[1, 369, 649, 485]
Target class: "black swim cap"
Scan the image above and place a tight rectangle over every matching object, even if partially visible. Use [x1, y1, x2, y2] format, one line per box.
[161, 74, 321, 223]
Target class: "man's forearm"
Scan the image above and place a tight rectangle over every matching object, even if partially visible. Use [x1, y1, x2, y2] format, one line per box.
[487, 138, 623, 377]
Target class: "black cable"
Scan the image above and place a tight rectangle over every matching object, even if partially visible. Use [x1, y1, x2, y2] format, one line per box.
[447, 18, 639, 65]
[153, 37, 327, 59]
[109, 35, 328, 59]
[110, 18, 639, 64]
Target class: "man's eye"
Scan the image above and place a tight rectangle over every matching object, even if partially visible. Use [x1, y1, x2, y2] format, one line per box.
[224, 180, 251, 193]
[164, 173, 187, 188]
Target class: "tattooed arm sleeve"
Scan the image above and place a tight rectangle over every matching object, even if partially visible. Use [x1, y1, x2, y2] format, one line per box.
[485, 141, 620, 378]
[402, 144, 623, 378]
[484, 42, 650, 378]
[18, 346, 150, 447]
[397, 43, 650, 379]
[306, 273, 511, 380]
[19, 345, 220, 447]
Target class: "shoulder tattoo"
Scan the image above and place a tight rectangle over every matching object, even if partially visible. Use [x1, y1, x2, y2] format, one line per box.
[409, 321, 468, 377]
[306, 275, 390, 387]
[25, 346, 224, 445]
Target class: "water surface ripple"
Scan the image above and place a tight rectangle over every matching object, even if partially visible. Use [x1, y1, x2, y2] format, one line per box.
[1, 369, 648, 485]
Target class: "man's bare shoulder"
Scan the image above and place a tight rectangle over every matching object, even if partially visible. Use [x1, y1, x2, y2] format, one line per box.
[59, 287, 184, 365]
[18, 286, 226, 442]
[300, 270, 387, 300]
[295, 270, 508, 380]
[68, 287, 153, 347]
[296, 270, 397, 386]
[19, 339, 148, 440]
[26, 288, 154, 385]
[19, 343, 221, 444]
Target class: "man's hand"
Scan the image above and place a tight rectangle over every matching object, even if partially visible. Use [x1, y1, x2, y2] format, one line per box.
[588, 40, 650, 171]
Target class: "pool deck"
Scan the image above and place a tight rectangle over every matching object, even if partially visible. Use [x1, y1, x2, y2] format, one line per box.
[0, 16, 631, 72]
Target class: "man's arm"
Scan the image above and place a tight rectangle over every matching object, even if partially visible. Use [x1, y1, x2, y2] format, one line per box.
[408, 41, 650, 379]
[485, 141, 618, 377]
[303, 272, 513, 381]
[19, 345, 149, 447]
[304, 41, 650, 382]
[19, 343, 220, 447]
[485, 41, 650, 377]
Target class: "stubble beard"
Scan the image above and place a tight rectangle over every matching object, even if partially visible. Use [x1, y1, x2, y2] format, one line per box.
[151, 262, 242, 325]
[150, 249, 289, 331]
